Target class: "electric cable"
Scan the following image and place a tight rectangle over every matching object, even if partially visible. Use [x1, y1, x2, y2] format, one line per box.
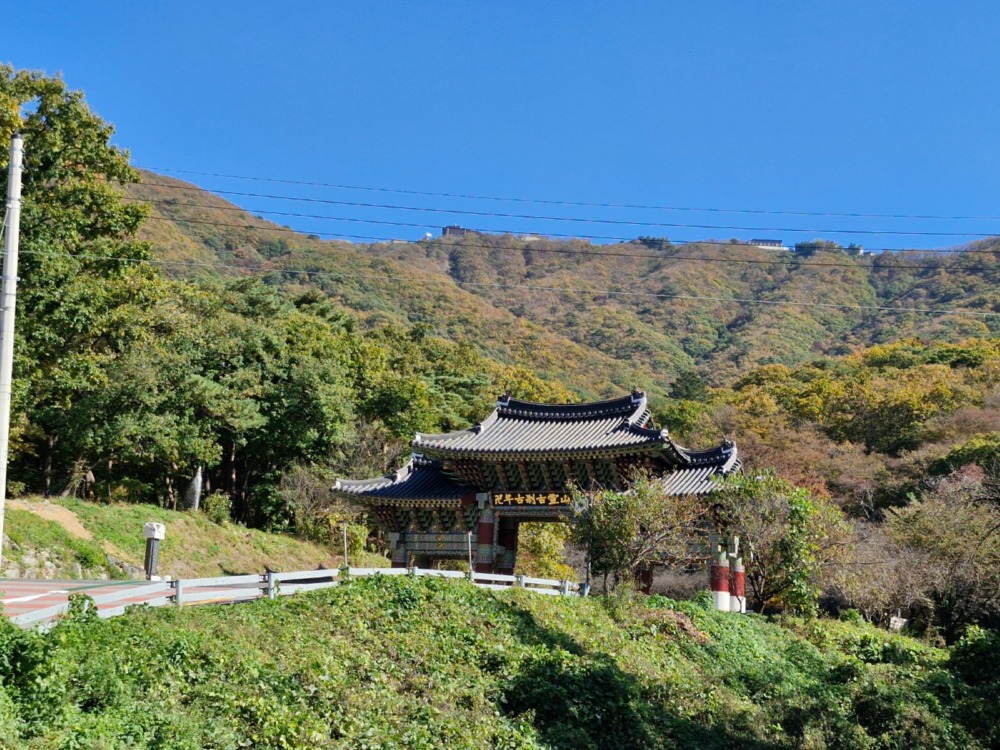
[133, 179, 1000, 239]
[137, 166, 1000, 223]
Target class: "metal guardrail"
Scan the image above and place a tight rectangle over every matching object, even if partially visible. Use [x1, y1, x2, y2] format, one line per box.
[9, 566, 587, 629]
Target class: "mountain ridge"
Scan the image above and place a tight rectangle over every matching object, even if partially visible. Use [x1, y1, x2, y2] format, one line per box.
[130, 172, 1000, 396]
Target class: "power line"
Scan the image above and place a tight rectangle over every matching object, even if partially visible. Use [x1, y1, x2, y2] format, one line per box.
[138, 166, 1000, 223]
[19, 246, 1000, 319]
[121, 177, 1000, 254]
[134, 179, 1000, 239]
[133, 204, 1000, 271]
[129, 194, 892, 245]
[136, 213, 1000, 273]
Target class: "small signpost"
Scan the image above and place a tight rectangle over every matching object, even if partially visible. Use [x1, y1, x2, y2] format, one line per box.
[143, 522, 166, 580]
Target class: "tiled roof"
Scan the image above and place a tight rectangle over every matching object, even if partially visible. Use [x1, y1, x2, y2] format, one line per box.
[414, 391, 668, 457]
[333, 456, 470, 503]
[334, 392, 740, 504]
[659, 467, 720, 495]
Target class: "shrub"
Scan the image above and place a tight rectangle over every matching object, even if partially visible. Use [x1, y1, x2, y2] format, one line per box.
[201, 492, 232, 525]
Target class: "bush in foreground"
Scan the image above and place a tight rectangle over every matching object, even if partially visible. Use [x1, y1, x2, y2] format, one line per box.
[0, 576, 993, 749]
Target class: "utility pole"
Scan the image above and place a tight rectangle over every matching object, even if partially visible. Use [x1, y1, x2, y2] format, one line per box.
[0, 134, 24, 573]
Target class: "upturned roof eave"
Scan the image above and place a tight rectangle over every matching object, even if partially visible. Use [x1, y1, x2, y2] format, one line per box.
[418, 435, 735, 468]
[331, 457, 471, 503]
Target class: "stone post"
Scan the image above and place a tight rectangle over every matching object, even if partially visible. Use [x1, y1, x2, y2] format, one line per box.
[388, 532, 408, 568]
[730, 556, 746, 613]
[475, 504, 495, 573]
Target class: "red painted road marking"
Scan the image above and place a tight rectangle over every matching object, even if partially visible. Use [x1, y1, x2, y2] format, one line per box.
[1, 579, 165, 621]
[1, 578, 267, 626]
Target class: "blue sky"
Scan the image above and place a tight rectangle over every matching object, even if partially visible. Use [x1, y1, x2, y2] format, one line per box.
[6, 2, 1000, 250]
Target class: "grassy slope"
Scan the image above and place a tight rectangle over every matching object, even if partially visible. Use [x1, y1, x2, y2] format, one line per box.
[2, 509, 116, 579]
[2, 497, 377, 580]
[1, 575, 994, 749]
[132, 173, 1000, 395]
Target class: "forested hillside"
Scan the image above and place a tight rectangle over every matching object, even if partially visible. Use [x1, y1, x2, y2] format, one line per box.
[131, 173, 1000, 395]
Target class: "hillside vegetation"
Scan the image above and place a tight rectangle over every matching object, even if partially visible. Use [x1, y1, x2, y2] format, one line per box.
[1, 498, 353, 580]
[131, 173, 1000, 395]
[2, 575, 998, 749]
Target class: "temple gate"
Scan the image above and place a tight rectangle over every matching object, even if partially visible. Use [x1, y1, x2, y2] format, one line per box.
[334, 391, 739, 574]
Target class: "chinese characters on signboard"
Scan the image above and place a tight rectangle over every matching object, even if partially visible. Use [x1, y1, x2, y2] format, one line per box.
[492, 492, 572, 507]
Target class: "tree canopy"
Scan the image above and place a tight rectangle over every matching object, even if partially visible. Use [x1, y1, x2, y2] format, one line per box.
[0, 68, 573, 527]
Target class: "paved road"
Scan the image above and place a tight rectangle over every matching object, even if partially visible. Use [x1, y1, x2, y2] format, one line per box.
[1, 577, 265, 626]
[1, 579, 155, 620]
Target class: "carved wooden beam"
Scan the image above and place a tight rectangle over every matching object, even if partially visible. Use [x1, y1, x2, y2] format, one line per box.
[539, 462, 556, 491]
[516, 461, 532, 490]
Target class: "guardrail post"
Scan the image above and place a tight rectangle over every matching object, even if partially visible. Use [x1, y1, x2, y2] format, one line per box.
[173, 579, 183, 607]
[561, 579, 571, 596]
[266, 571, 277, 599]
[516, 574, 525, 588]
[409, 566, 418, 577]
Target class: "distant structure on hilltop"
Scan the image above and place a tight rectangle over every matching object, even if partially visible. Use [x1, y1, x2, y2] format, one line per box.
[793, 240, 866, 257]
[750, 238, 789, 250]
[441, 225, 546, 243]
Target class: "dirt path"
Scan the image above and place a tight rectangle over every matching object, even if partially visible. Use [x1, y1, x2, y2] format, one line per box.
[7, 499, 94, 540]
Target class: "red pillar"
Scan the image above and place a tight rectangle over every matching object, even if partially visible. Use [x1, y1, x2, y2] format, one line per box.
[474, 508, 495, 573]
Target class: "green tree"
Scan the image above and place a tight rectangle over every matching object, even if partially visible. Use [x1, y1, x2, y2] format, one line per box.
[1, 67, 161, 494]
[668, 369, 708, 401]
[515, 522, 575, 580]
[160, 279, 356, 525]
[572, 471, 709, 590]
[712, 470, 844, 614]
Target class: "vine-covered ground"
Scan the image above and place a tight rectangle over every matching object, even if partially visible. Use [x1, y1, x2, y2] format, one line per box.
[1, 576, 997, 749]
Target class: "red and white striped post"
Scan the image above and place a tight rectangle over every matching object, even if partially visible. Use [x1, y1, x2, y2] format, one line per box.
[729, 556, 746, 613]
[710, 549, 730, 611]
